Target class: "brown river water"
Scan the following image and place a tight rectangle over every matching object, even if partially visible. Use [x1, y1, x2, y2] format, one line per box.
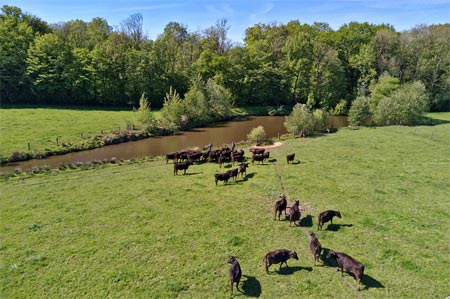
[0, 116, 348, 173]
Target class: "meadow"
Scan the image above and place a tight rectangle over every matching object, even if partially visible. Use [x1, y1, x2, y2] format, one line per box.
[1, 113, 449, 298]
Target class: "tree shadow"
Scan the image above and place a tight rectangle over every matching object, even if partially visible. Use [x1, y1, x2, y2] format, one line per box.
[240, 275, 262, 297]
[278, 266, 313, 275]
[326, 223, 353, 231]
[299, 214, 313, 227]
[362, 274, 385, 290]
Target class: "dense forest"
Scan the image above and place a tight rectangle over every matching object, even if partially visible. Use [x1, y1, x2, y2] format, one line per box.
[1, 5, 449, 111]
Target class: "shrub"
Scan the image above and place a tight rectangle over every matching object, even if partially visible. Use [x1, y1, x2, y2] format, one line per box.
[284, 103, 328, 136]
[369, 74, 400, 112]
[134, 92, 156, 131]
[374, 81, 429, 126]
[247, 126, 267, 144]
[333, 100, 348, 116]
[348, 96, 371, 126]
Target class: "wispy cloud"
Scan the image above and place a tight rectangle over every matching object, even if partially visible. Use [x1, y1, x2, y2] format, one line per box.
[249, 3, 275, 21]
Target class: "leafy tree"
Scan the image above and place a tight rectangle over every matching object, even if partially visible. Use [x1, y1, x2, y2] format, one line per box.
[369, 73, 400, 111]
[348, 96, 371, 126]
[134, 92, 155, 130]
[247, 125, 267, 144]
[26, 33, 73, 102]
[284, 103, 328, 136]
[374, 81, 429, 125]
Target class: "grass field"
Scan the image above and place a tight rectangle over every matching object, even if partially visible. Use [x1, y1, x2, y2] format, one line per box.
[0, 105, 271, 161]
[1, 113, 449, 298]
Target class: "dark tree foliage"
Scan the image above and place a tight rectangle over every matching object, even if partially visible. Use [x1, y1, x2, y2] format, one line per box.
[1, 5, 448, 111]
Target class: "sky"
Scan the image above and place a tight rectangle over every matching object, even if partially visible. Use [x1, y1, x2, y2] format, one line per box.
[6, 0, 450, 43]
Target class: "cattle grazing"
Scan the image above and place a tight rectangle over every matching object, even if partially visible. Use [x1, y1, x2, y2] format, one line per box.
[318, 210, 341, 230]
[263, 249, 299, 272]
[289, 200, 301, 226]
[286, 153, 295, 164]
[165, 152, 177, 164]
[218, 154, 225, 168]
[309, 233, 322, 266]
[274, 195, 287, 220]
[226, 168, 239, 181]
[187, 151, 202, 163]
[238, 163, 249, 177]
[173, 161, 191, 175]
[215, 172, 231, 186]
[252, 152, 270, 164]
[228, 256, 242, 293]
[249, 148, 265, 155]
[326, 250, 364, 290]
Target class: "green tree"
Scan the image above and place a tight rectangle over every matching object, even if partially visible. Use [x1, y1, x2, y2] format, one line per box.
[134, 92, 155, 130]
[348, 96, 371, 126]
[247, 125, 267, 144]
[284, 103, 327, 136]
[374, 81, 429, 125]
[369, 74, 400, 111]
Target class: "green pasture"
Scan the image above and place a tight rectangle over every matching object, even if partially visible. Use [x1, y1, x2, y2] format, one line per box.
[1, 113, 449, 298]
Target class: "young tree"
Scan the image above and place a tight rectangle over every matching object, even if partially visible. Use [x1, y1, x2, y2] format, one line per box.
[247, 126, 267, 144]
[284, 103, 327, 136]
[374, 81, 429, 126]
[134, 92, 155, 130]
[348, 96, 371, 126]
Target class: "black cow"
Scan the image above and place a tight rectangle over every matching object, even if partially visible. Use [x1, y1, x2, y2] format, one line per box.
[289, 200, 301, 226]
[251, 152, 270, 164]
[249, 148, 265, 155]
[286, 153, 295, 164]
[238, 163, 249, 177]
[326, 250, 365, 290]
[173, 161, 191, 175]
[263, 249, 298, 272]
[318, 210, 341, 230]
[274, 195, 287, 220]
[215, 172, 231, 186]
[226, 168, 239, 181]
[309, 233, 322, 266]
[165, 152, 178, 164]
[228, 256, 242, 294]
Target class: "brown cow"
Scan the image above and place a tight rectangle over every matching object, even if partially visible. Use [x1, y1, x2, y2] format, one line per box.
[226, 168, 239, 181]
[318, 210, 341, 230]
[274, 195, 287, 220]
[215, 172, 231, 186]
[263, 249, 299, 272]
[249, 148, 265, 155]
[228, 256, 242, 294]
[309, 233, 322, 266]
[326, 250, 365, 290]
[165, 152, 178, 164]
[238, 163, 249, 177]
[289, 200, 301, 226]
[173, 161, 191, 175]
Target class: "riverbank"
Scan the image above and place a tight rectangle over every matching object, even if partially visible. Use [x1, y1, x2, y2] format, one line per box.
[1, 117, 448, 298]
[0, 105, 280, 164]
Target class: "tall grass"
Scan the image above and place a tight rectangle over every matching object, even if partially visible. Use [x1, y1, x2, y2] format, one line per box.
[1, 113, 449, 298]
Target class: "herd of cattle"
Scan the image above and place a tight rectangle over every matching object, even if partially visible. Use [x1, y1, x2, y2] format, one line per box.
[165, 145, 365, 294]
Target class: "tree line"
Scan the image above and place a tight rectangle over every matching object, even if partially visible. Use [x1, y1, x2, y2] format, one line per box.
[1, 5, 449, 112]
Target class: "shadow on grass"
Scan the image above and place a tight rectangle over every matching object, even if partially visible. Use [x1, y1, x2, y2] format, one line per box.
[320, 248, 338, 267]
[291, 160, 302, 165]
[326, 223, 353, 231]
[241, 275, 262, 297]
[243, 172, 256, 180]
[182, 172, 202, 176]
[362, 274, 385, 290]
[299, 214, 313, 227]
[277, 266, 313, 275]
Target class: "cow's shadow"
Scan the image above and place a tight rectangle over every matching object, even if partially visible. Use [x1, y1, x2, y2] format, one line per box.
[320, 248, 338, 267]
[362, 274, 384, 290]
[326, 223, 353, 231]
[240, 275, 261, 297]
[182, 172, 202, 176]
[242, 172, 256, 181]
[299, 214, 313, 227]
[278, 266, 313, 275]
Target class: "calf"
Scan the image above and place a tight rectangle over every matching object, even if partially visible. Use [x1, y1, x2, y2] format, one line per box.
[226, 168, 239, 181]
[263, 249, 298, 272]
[318, 210, 341, 230]
[326, 250, 364, 290]
[228, 256, 242, 294]
[274, 195, 287, 220]
[286, 153, 295, 164]
[309, 233, 322, 266]
[215, 172, 231, 186]
[238, 163, 249, 177]
[173, 161, 191, 175]
[289, 200, 301, 226]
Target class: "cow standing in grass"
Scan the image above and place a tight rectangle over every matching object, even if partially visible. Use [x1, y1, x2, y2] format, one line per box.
[263, 249, 298, 272]
[326, 250, 364, 290]
[274, 195, 287, 220]
[228, 256, 242, 294]
[318, 210, 341, 230]
[309, 233, 322, 266]
[289, 200, 301, 226]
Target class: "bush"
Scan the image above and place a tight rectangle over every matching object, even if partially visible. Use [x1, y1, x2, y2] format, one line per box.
[247, 126, 267, 144]
[374, 81, 429, 126]
[284, 103, 328, 136]
[133, 92, 156, 131]
[348, 96, 371, 126]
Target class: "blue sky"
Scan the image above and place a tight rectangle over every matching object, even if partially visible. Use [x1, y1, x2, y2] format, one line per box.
[6, 0, 450, 43]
